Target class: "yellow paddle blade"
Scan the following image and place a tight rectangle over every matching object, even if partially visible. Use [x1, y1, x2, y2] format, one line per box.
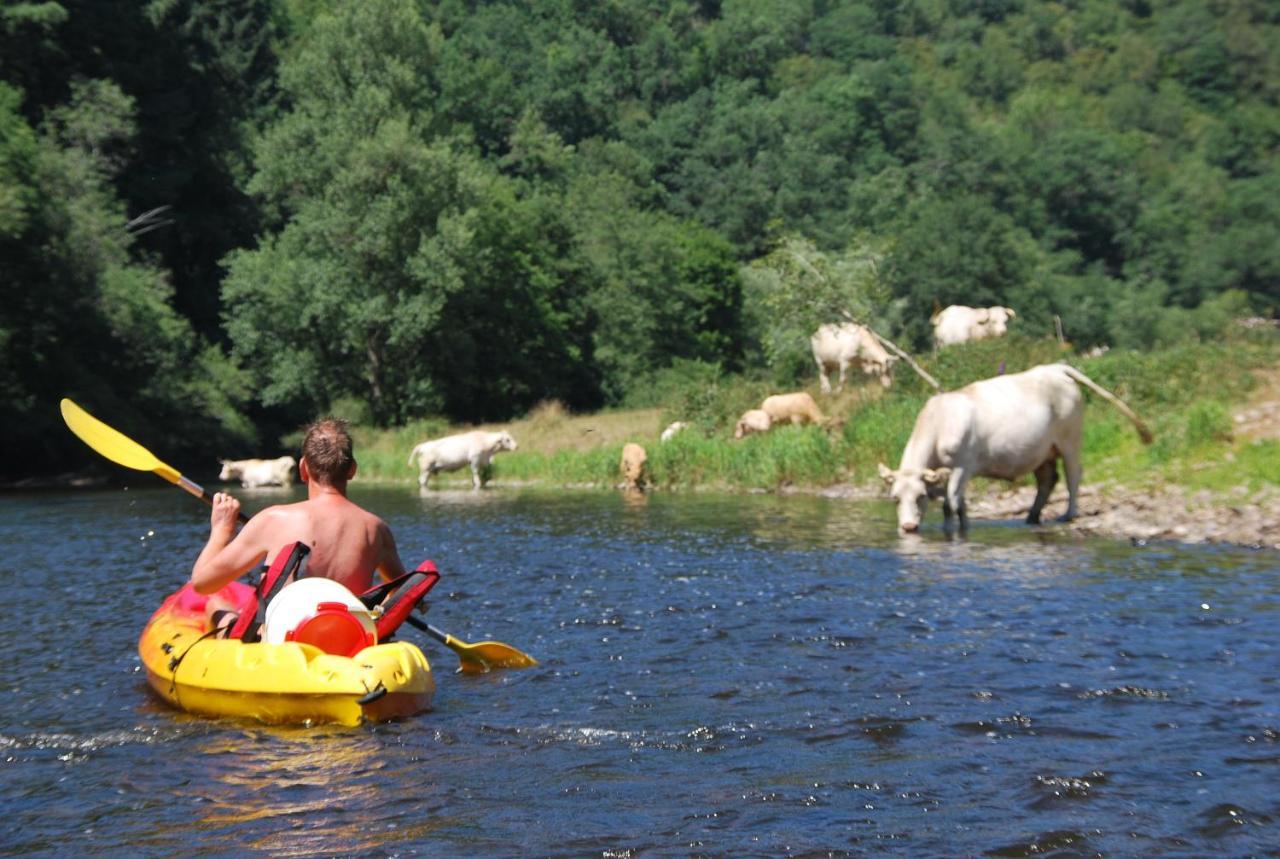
[446, 634, 539, 675]
[60, 398, 182, 484]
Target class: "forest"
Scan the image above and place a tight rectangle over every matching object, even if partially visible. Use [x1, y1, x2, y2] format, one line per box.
[2, 0, 1277, 481]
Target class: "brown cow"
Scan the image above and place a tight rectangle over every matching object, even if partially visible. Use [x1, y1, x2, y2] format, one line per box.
[761, 392, 825, 426]
[620, 442, 648, 490]
[733, 409, 772, 440]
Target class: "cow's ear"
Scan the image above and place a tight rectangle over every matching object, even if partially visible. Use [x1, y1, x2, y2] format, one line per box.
[877, 463, 894, 484]
[1006, 308, 1016, 318]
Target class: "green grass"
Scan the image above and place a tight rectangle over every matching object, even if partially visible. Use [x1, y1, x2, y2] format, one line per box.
[348, 330, 1280, 501]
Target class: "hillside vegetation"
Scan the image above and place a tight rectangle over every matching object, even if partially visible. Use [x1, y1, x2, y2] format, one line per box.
[357, 329, 1280, 500]
[1, 1, 1276, 480]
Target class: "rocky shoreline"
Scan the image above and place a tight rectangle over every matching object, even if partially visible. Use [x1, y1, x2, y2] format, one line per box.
[817, 481, 1280, 551]
[11, 470, 1280, 552]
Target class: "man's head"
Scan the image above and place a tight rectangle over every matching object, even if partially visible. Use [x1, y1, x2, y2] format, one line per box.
[301, 417, 356, 486]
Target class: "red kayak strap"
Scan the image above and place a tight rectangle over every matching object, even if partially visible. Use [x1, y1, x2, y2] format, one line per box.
[360, 560, 440, 641]
[228, 541, 311, 642]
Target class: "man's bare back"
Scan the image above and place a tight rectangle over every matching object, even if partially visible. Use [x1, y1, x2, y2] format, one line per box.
[191, 418, 406, 599]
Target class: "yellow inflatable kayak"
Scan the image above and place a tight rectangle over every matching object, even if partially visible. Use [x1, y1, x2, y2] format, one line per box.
[138, 582, 435, 726]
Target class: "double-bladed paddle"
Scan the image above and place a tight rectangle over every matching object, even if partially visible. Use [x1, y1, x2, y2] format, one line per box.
[59, 397, 537, 674]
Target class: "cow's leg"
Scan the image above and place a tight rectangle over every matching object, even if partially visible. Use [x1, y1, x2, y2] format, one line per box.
[817, 360, 832, 394]
[1058, 447, 1083, 521]
[1028, 459, 1058, 524]
[469, 457, 483, 490]
[837, 360, 848, 393]
[945, 469, 969, 534]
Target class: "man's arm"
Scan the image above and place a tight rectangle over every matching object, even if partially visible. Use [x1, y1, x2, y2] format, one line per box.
[191, 493, 272, 594]
[374, 519, 408, 583]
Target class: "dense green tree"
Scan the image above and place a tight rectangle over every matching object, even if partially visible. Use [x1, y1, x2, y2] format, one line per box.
[1, 0, 282, 340]
[225, 0, 605, 424]
[887, 193, 1040, 346]
[743, 234, 895, 378]
[0, 79, 251, 478]
[3, 0, 1279, 480]
[570, 166, 744, 399]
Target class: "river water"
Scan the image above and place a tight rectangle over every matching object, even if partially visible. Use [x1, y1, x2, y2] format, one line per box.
[1, 485, 1277, 856]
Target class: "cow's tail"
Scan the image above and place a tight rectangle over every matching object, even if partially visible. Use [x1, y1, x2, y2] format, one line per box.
[407, 443, 422, 468]
[1061, 365, 1154, 444]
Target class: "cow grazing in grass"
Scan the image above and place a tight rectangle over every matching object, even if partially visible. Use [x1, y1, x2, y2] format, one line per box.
[733, 409, 772, 440]
[811, 322, 897, 392]
[761, 392, 825, 427]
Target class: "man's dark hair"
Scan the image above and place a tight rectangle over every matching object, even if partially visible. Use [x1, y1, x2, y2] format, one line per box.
[301, 417, 355, 485]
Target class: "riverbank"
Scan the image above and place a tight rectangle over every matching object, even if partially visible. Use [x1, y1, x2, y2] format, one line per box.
[810, 480, 1280, 549]
[365, 333, 1280, 551]
[27, 334, 1277, 551]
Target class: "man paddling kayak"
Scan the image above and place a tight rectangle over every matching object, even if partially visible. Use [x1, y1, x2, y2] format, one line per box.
[191, 417, 407, 633]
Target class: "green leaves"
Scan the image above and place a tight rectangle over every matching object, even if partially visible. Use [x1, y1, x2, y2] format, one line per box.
[745, 234, 894, 375]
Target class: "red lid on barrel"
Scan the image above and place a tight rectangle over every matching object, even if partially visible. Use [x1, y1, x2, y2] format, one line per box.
[285, 601, 375, 657]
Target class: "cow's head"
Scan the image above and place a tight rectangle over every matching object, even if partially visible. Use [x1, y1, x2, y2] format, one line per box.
[878, 463, 950, 532]
[218, 460, 237, 481]
[983, 307, 1015, 337]
[877, 355, 900, 389]
[495, 432, 518, 452]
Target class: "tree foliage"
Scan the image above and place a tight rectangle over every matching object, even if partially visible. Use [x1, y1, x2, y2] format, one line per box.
[0, 77, 250, 478]
[2, 0, 1278, 477]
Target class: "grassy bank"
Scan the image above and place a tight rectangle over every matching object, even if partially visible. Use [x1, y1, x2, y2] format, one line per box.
[349, 329, 1280, 498]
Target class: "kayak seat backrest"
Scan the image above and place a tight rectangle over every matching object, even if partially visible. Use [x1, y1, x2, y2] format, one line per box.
[228, 541, 311, 643]
[358, 560, 440, 641]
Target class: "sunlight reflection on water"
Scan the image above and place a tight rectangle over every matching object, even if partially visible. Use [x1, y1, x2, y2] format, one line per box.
[0, 486, 1276, 855]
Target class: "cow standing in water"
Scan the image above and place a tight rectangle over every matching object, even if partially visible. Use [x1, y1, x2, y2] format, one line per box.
[408, 430, 518, 489]
[620, 443, 648, 490]
[878, 364, 1152, 533]
[219, 456, 297, 488]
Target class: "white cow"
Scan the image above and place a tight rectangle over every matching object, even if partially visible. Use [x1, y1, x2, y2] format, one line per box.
[810, 323, 897, 392]
[219, 456, 296, 488]
[407, 430, 518, 489]
[931, 305, 1016, 348]
[660, 421, 690, 443]
[878, 363, 1152, 532]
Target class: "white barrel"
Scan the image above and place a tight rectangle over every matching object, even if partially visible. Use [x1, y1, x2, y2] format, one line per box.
[262, 577, 377, 646]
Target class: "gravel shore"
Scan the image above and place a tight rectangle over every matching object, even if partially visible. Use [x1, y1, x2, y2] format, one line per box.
[818, 481, 1280, 550]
